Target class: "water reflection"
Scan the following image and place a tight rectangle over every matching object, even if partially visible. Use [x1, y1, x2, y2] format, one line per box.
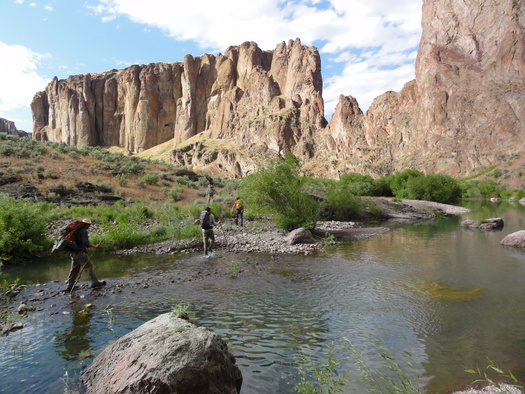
[1, 201, 525, 393]
[54, 305, 96, 361]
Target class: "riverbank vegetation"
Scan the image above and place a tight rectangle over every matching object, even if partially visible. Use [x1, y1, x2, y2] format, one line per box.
[1, 133, 524, 265]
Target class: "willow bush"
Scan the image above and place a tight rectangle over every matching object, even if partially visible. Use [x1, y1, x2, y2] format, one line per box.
[240, 153, 320, 230]
[0, 195, 54, 263]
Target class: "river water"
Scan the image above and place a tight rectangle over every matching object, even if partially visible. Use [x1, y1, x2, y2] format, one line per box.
[1, 200, 525, 393]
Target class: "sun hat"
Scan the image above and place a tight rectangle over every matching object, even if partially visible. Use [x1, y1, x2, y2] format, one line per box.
[82, 218, 92, 224]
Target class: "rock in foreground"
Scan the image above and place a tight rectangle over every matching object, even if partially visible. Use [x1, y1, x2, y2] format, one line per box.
[81, 313, 242, 394]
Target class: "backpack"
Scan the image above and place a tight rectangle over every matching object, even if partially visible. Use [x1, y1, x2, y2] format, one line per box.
[51, 220, 84, 253]
[200, 211, 212, 229]
[235, 199, 243, 210]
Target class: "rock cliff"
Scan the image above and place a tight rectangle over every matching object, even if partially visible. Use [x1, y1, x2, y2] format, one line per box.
[31, 0, 525, 179]
[32, 39, 325, 176]
[319, 0, 525, 178]
[0, 117, 29, 137]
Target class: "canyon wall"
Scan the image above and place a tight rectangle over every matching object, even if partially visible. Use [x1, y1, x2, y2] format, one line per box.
[319, 0, 525, 178]
[0, 117, 29, 137]
[32, 39, 325, 176]
[31, 0, 525, 179]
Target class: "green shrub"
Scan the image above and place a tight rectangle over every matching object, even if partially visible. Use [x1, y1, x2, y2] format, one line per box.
[198, 176, 210, 188]
[68, 151, 80, 160]
[101, 222, 148, 249]
[0, 195, 53, 262]
[176, 176, 192, 186]
[115, 174, 128, 186]
[339, 173, 383, 196]
[240, 153, 319, 230]
[222, 179, 241, 195]
[389, 169, 424, 198]
[514, 189, 525, 200]
[166, 187, 181, 202]
[404, 173, 461, 203]
[320, 183, 365, 221]
[143, 172, 159, 185]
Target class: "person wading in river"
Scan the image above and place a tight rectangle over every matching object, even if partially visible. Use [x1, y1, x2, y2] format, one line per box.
[64, 218, 105, 292]
[200, 207, 221, 256]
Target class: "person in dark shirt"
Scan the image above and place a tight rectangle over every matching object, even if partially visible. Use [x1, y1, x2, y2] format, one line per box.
[65, 218, 105, 291]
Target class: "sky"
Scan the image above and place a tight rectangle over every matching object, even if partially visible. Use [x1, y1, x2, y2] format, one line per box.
[0, 0, 422, 133]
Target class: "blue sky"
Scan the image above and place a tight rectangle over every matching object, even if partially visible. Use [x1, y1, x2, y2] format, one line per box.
[0, 0, 421, 132]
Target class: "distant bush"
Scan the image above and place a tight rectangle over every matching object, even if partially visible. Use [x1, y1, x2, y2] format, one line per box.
[143, 172, 159, 186]
[389, 169, 424, 198]
[0, 134, 47, 158]
[115, 174, 128, 186]
[461, 179, 503, 199]
[320, 182, 365, 221]
[404, 174, 462, 203]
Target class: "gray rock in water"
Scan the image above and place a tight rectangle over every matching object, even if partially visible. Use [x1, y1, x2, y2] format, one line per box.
[461, 218, 504, 231]
[81, 312, 242, 394]
[286, 227, 316, 245]
[501, 230, 525, 249]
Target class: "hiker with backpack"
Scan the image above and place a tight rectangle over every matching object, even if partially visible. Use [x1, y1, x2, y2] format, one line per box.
[63, 218, 105, 292]
[231, 197, 244, 226]
[205, 184, 215, 203]
[199, 207, 220, 256]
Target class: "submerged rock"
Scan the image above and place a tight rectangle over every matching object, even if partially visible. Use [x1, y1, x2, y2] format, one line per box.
[81, 312, 242, 394]
[461, 218, 504, 231]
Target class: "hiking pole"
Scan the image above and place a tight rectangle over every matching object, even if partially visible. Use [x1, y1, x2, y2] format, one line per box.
[70, 256, 91, 293]
[218, 222, 228, 246]
[70, 241, 103, 293]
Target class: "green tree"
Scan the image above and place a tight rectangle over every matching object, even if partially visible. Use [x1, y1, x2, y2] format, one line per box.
[240, 153, 319, 230]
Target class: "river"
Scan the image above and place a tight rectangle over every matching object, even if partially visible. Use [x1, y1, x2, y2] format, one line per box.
[1, 200, 525, 393]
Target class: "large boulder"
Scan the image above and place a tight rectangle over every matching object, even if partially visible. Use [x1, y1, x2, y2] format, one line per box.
[286, 227, 316, 245]
[81, 313, 242, 394]
[501, 230, 525, 248]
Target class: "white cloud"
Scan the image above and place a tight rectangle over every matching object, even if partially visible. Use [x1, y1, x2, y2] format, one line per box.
[44, 5, 53, 11]
[90, 0, 422, 114]
[0, 42, 50, 113]
[323, 61, 416, 115]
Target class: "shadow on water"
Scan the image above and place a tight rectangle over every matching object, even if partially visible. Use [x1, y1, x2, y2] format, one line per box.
[1, 201, 525, 393]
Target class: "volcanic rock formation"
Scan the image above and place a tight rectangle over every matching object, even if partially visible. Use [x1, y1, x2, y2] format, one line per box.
[319, 0, 525, 178]
[31, 0, 525, 178]
[32, 39, 325, 176]
[0, 117, 28, 137]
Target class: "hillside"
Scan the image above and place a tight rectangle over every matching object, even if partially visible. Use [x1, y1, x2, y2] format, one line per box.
[0, 135, 213, 207]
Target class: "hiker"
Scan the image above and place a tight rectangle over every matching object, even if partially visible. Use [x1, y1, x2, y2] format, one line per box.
[205, 184, 215, 203]
[65, 218, 105, 291]
[231, 197, 244, 226]
[200, 207, 220, 256]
